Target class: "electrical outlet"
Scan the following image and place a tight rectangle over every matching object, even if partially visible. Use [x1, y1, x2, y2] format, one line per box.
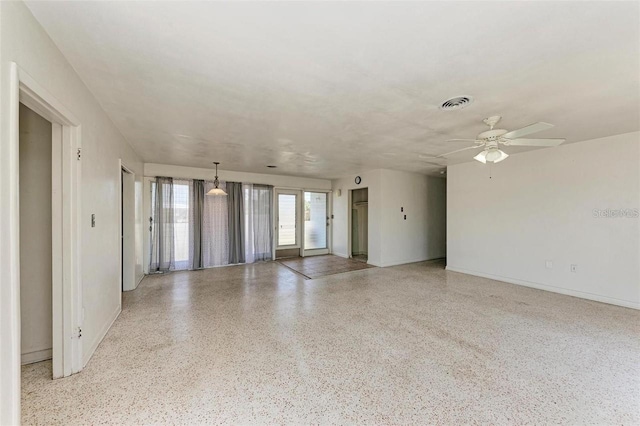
[545, 260, 553, 269]
[570, 264, 577, 273]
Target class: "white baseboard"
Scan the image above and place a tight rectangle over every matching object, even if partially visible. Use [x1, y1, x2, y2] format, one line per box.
[378, 256, 443, 268]
[21, 348, 52, 365]
[83, 306, 121, 367]
[446, 265, 639, 310]
[135, 274, 144, 288]
[333, 252, 348, 259]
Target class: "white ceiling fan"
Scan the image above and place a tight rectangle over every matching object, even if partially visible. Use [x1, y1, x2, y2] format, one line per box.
[432, 116, 565, 164]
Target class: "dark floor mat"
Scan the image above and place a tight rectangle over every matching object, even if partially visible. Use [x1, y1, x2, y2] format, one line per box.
[277, 254, 375, 279]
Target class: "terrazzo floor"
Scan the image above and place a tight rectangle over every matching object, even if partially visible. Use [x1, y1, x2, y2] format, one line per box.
[22, 260, 640, 424]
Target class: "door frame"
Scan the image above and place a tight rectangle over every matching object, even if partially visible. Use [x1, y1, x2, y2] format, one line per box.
[302, 190, 331, 257]
[347, 187, 368, 261]
[3, 62, 83, 421]
[119, 162, 136, 292]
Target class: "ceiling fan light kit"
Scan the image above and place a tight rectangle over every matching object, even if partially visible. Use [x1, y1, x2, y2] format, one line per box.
[474, 148, 509, 164]
[437, 115, 565, 164]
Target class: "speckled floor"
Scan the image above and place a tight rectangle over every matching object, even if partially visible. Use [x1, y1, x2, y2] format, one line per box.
[22, 260, 640, 425]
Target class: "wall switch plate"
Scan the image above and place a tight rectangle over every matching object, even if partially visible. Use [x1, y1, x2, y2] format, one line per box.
[570, 264, 577, 273]
[91, 214, 96, 227]
[545, 260, 553, 269]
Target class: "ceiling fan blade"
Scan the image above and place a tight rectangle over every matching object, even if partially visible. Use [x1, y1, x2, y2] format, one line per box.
[438, 145, 484, 157]
[503, 122, 554, 139]
[507, 138, 565, 147]
[446, 138, 480, 143]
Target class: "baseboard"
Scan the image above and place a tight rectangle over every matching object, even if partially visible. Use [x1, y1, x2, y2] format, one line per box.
[446, 265, 640, 310]
[333, 252, 348, 259]
[135, 274, 144, 288]
[378, 256, 443, 268]
[83, 305, 121, 367]
[21, 348, 52, 365]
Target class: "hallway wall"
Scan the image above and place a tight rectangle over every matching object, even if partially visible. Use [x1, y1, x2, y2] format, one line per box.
[332, 169, 446, 267]
[0, 2, 144, 421]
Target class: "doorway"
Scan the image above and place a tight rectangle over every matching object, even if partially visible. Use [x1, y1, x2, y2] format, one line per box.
[6, 64, 84, 404]
[19, 103, 53, 366]
[350, 188, 368, 262]
[120, 165, 135, 292]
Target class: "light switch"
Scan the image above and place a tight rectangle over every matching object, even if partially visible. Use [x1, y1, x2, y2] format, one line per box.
[91, 214, 96, 227]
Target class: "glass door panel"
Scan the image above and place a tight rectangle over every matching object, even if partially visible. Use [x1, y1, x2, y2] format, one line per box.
[303, 192, 329, 255]
[277, 193, 298, 247]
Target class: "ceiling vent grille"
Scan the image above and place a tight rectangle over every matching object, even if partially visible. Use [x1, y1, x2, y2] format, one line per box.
[440, 96, 473, 111]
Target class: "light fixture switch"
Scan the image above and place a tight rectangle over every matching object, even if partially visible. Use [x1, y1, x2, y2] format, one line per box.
[545, 260, 553, 269]
[570, 264, 577, 273]
[91, 214, 96, 227]
[401, 207, 404, 212]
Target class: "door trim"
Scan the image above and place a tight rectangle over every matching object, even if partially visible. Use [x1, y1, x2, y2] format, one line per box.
[3, 62, 83, 424]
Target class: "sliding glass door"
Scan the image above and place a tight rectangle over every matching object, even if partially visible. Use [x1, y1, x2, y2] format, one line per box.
[303, 191, 329, 256]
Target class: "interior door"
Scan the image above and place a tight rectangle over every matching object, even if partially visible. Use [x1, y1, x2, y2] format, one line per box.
[303, 191, 329, 256]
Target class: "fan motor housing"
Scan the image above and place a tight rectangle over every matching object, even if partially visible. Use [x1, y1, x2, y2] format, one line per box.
[478, 129, 508, 141]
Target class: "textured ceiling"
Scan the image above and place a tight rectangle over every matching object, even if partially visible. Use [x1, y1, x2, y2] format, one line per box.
[26, 1, 640, 179]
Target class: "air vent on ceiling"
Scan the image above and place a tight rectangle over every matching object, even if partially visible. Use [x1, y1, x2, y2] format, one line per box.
[440, 96, 473, 111]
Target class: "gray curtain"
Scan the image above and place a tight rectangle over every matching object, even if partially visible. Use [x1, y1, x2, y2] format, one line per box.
[190, 179, 205, 269]
[150, 177, 174, 272]
[227, 182, 245, 264]
[253, 185, 273, 261]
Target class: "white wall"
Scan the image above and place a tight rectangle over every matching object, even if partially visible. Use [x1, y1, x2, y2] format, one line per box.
[0, 2, 144, 421]
[19, 104, 53, 364]
[332, 170, 383, 265]
[144, 163, 332, 190]
[379, 170, 447, 267]
[332, 169, 446, 267]
[447, 131, 640, 309]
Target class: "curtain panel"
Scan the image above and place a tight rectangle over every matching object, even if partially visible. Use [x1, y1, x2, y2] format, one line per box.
[190, 179, 205, 269]
[243, 184, 273, 262]
[149, 177, 174, 272]
[227, 182, 245, 264]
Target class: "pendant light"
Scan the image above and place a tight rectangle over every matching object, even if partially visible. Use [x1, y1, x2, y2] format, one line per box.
[206, 162, 228, 196]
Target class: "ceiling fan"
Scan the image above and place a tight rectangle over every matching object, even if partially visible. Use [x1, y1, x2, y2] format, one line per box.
[431, 116, 565, 164]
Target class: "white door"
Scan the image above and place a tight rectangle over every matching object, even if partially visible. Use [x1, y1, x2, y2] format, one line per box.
[303, 191, 329, 256]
